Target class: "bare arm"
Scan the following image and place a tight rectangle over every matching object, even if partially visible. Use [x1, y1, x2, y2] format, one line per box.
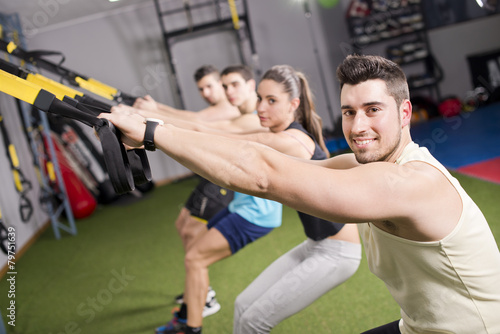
[305, 152, 360, 169]
[133, 95, 239, 122]
[113, 103, 265, 134]
[99, 112, 450, 233]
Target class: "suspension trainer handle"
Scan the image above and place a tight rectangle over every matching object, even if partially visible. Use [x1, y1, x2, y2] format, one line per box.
[0, 69, 136, 194]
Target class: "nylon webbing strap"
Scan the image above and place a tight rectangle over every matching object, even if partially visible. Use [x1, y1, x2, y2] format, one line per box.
[0, 68, 41, 105]
[0, 112, 33, 223]
[95, 120, 135, 194]
[62, 96, 152, 186]
[74, 76, 115, 101]
[27, 73, 83, 100]
[127, 149, 152, 186]
[228, 0, 240, 30]
[0, 216, 10, 255]
[0, 39, 138, 105]
[77, 94, 113, 111]
[0, 69, 139, 194]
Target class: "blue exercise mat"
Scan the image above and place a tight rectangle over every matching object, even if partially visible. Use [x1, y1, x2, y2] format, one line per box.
[411, 102, 500, 170]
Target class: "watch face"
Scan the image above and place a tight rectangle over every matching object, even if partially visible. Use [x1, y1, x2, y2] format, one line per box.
[145, 118, 164, 125]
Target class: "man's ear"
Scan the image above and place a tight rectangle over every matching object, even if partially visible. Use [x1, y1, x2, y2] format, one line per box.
[401, 99, 412, 127]
[290, 97, 300, 113]
[248, 79, 256, 91]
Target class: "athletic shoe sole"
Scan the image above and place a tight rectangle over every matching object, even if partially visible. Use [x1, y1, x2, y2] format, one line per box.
[202, 297, 221, 318]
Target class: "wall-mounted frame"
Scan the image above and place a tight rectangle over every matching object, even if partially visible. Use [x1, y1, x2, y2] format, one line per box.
[421, 0, 499, 30]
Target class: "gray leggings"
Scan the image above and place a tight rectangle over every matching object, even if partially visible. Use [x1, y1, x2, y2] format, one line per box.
[234, 238, 362, 334]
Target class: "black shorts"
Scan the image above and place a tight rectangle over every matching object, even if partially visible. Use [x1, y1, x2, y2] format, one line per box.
[361, 320, 401, 334]
[184, 177, 234, 222]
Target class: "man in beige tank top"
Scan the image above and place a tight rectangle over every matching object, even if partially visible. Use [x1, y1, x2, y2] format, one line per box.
[101, 55, 500, 334]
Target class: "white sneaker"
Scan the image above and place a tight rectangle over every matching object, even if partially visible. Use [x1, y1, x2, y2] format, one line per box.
[174, 286, 216, 304]
[202, 296, 221, 317]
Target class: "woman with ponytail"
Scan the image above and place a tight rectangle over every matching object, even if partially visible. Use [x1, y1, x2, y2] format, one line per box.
[232, 65, 361, 334]
[113, 64, 361, 334]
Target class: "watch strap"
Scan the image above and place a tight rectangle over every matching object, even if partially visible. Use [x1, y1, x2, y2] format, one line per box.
[144, 120, 160, 151]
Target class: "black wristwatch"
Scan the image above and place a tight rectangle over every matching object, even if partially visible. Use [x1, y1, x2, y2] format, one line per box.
[143, 118, 164, 151]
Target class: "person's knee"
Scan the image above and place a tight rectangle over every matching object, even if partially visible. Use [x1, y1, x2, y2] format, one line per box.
[237, 307, 270, 333]
[234, 293, 246, 318]
[175, 208, 189, 233]
[184, 247, 205, 270]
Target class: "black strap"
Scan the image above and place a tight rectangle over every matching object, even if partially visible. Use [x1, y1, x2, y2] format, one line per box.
[0, 39, 139, 105]
[76, 95, 113, 112]
[62, 96, 152, 187]
[19, 194, 34, 223]
[0, 220, 10, 255]
[0, 111, 33, 223]
[95, 120, 135, 194]
[35, 94, 135, 194]
[127, 149, 152, 185]
[25, 49, 66, 68]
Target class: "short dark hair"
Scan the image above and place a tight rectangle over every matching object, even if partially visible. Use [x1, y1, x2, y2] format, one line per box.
[336, 54, 409, 108]
[220, 65, 254, 82]
[194, 65, 220, 82]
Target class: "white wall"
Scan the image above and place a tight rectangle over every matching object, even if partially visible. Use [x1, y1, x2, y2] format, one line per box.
[21, 1, 349, 184]
[0, 94, 49, 268]
[246, 0, 342, 131]
[428, 15, 500, 99]
[2, 1, 499, 268]
[24, 2, 193, 184]
[5, 1, 499, 182]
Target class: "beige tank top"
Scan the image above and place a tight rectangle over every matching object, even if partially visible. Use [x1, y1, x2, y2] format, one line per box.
[359, 142, 500, 334]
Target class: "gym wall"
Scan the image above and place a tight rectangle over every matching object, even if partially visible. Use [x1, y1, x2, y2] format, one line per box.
[0, 94, 50, 268]
[2, 0, 499, 268]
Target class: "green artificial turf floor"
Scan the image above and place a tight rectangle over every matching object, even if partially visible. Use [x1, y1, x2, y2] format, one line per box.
[1, 173, 499, 334]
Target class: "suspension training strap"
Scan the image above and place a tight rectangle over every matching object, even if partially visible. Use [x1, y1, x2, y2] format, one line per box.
[0, 69, 136, 194]
[0, 111, 34, 223]
[0, 59, 152, 188]
[0, 39, 138, 105]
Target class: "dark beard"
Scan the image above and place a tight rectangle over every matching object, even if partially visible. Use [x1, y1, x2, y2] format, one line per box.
[353, 135, 401, 164]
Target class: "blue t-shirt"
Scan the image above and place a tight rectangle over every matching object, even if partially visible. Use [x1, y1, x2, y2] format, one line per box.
[228, 192, 282, 228]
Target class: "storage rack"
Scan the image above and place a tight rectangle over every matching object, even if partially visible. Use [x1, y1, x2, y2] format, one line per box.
[346, 0, 442, 101]
[153, 0, 257, 109]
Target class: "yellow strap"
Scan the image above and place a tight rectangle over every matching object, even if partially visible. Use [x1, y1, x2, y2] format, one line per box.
[228, 0, 240, 30]
[75, 76, 114, 100]
[27, 73, 83, 100]
[191, 215, 208, 225]
[12, 170, 23, 192]
[8, 144, 19, 168]
[0, 69, 41, 105]
[7, 41, 18, 54]
[87, 78, 118, 96]
[46, 161, 56, 182]
[35, 167, 42, 185]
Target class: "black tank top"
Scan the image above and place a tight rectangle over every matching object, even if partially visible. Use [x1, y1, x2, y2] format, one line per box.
[285, 122, 345, 240]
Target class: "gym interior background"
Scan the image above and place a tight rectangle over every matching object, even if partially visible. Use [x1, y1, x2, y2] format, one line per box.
[0, 0, 499, 333]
